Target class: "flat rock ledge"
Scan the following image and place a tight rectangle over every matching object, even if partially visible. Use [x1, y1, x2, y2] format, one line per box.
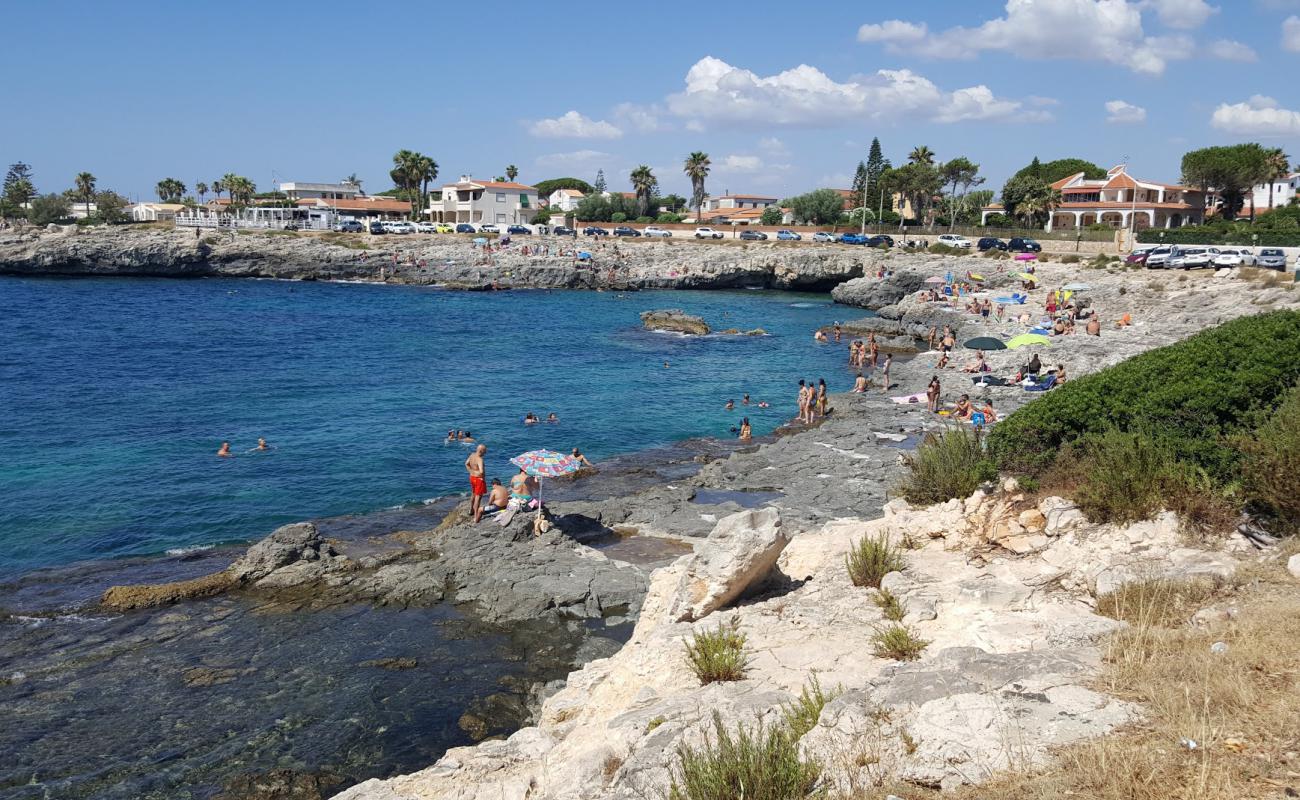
[335, 490, 1249, 800]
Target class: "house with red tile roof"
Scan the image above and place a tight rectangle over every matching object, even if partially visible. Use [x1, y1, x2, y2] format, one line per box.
[982, 164, 1206, 231]
[429, 176, 540, 225]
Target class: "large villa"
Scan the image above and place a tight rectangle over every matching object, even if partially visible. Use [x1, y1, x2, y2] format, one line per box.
[982, 164, 1207, 231]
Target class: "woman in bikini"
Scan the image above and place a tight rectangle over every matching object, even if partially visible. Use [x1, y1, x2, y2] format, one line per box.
[817, 379, 828, 416]
[926, 376, 941, 413]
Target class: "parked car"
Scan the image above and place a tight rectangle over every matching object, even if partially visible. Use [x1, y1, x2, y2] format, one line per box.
[1125, 247, 1154, 265]
[414, 222, 436, 234]
[386, 221, 415, 234]
[740, 230, 768, 241]
[776, 230, 802, 241]
[1213, 247, 1254, 267]
[506, 225, 532, 235]
[478, 224, 499, 234]
[612, 226, 641, 237]
[1168, 246, 1214, 269]
[455, 223, 476, 234]
[584, 226, 609, 236]
[1257, 248, 1288, 270]
[334, 220, 364, 233]
[1144, 245, 1173, 268]
[694, 227, 725, 239]
[936, 233, 972, 248]
[642, 226, 672, 237]
[1007, 237, 1042, 253]
[552, 225, 575, 236]
[435, 223, 455, 233]
[867, 234, 894, 248]
[838, 233, 869, 245]
[368, 221, 386, 234]
[976, 237, 1006, 251]
[812, 231, 837, 243]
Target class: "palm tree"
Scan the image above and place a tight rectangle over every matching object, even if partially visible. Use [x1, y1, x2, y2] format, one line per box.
[908, 145, 935, 166]
[196, 181, 208, 205]
[683, 152, 711, 222]
[414, 154, 438, 220]
[1016, 186, 1062, 228]
[505, 165, 519, 181]
[390, 150, 420, 219]
[212, 179, 224, 204]
[221, 173, 241, 207]
[1262, 148, 1291, 214]
[74, 172, 96, 219]
[630, 165, 655, 218]
[341, 173, 363, 193]
[155, 178, 186, 203]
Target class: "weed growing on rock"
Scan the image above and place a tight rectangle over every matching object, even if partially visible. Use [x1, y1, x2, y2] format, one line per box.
[781, 676, 842, 738]
[668, 711, 821, 800]
[896, 427, 997, 505]
[646, 715, 667, 732]
[900, 728, 919, 755]
[871, 624, 929, 661]
[845, 533, 905, 589]
[874, 589, 905, 622]
[1095, 577, 1223, 629]
[684, 619, 749, 684]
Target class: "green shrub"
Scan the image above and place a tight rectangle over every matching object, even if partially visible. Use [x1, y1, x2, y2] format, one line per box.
[928, 243, 960, 255]
[1240, 383, 1300, 533]
[871, 625, 929, 661]
[896, 427, 997, 505]
[987, 311, 1300, 481]
[611, 212, 627, 223]
[874, 588, 905, 622]
[668, 711, 821, 800]
[684, 620, 749, 684]
[845, 533, 905, 589]
[1060, 254, 1081, 264]
[1070, 429, 1171, 525]
[781, 676, 841, 738]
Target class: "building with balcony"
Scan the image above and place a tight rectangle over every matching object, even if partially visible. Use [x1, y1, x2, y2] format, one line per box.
[279, 182, 362, 201]
[701, 193, 779, 213]
[429, 176, 539, 225]
[981, 165, 1206, 231]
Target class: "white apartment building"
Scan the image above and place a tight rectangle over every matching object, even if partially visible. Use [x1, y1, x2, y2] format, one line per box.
[1246, 172, 1300, 211]
[547, 188, 584, 212]
[429, 176, 540, 225]
[279, 181, 362, 201]
[701, 193, 780, 213]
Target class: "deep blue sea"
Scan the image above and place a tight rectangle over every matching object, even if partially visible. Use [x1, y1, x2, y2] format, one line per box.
[0, 277, 859, 580]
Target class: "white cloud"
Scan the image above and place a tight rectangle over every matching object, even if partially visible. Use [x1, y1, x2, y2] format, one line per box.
[1207, 39, 1258, 61]
[529, 111, 622, 139]
[854, 0, 1196, 75]
[758, 136, 789, 156]
[714, 154, 793, 175]
[1026, 95, 1061, 107]
[1105, 99, 1148, 123]
[665, 57, 1037, 129]
[1284, 15, 1300, 51]
[1210, 95, 1300, 136]
[1143, 0, 1217, 28]
[612, 103, 670, 132]
[535, 150, 613, 170]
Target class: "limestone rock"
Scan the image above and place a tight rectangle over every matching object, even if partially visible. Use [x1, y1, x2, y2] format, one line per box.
[666, 508, 788, 622]
[228, 522, 329, 583]
[639, 309, 710, 335]
[1288, 554, 1300, 580]
[1018, 508, 1047, 532]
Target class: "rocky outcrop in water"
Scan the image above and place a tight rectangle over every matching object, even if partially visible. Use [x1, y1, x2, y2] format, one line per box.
[639, 309, 710, 335]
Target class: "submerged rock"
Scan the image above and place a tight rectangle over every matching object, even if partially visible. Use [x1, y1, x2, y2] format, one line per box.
[639, 309, 710, 335]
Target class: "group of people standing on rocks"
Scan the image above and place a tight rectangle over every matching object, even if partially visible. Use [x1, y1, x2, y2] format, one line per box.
[797, 379, 829, 424]
[464, 442, 593, 525]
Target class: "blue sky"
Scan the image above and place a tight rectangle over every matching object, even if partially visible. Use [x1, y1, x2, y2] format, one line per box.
[3, 0, 1298, 202]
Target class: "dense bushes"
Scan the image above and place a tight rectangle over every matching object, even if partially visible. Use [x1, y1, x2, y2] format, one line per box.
[987, 311, 1300, 482]
[1240, 383, 1300, 532]
[1137, 207, 1300, 246]
[896, 428, 997, 505]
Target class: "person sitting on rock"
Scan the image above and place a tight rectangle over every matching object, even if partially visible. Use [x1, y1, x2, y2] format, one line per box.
[852, 373, 868, 393]
[1086, 316, 1101, 336]
[485, 478, 509, 513]
[961, 352, 989, 373]
[952, 394, 974, 420]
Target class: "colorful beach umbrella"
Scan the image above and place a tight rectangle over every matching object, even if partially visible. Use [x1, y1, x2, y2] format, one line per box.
[1016, 272, 1037, 281]
[964, 336, 1007, 351]
[510, 449, 580, 478]
[1006, 333, 1052, 349]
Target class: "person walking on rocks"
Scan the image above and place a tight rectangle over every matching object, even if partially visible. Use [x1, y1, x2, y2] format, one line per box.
[466, 444, 488, 523]
[927, 376, 941, 413]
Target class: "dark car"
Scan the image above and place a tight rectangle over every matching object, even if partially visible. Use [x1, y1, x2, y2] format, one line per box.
[977, 237, 1006, 251]
[866, 234, 894, 248]
[612, 226, 641, 237]
[552, 225, 575, 236]
[1125, 249, 1151, 265]
[368, 220, 385, 234]
[739, 230, 768, 241]
[455, 223, 476, 234]
[584, 226, 609, 236]
[506, 225, 532, 235]
[1008, 237, 1042, 253]
[838, 233, 869, 245]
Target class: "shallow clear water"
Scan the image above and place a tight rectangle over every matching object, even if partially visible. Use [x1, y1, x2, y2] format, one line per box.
[0, 277, 857, 580]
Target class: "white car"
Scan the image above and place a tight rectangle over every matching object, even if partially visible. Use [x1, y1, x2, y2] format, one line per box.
[812, 231, 836, 243]
[478, 224, 499, 234]
[1168, 246, 1214, 270]
[1144, 245, 1173, 268]
[936, 234, 972, 248]
[693, 227, 724, 239]
[1214, 247, 1255, 267]
[642, 226, 673, 238]
[382, 221, 414, 234]
[414, 222, 436, 234]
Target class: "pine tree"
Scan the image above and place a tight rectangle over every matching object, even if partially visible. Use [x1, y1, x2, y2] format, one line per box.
[593, 169, 607, 194]
[851, 161, 868, 210]
[865, 138, 887, 209]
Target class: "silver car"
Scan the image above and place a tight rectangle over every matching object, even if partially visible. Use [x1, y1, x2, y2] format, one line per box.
[1257, 248, 1287, 270]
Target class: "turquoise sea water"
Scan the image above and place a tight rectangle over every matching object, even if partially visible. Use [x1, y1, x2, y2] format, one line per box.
[0, 277, 859, 580]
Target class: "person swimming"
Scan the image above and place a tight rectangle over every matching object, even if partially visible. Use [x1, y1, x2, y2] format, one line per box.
[249, 437, 271, 452]
[546, 413, 559, 423]
[725, 399, 735, 411]
[742, 394, 750, 405]
[446, 430, 457, 442]
[524, 412, 539, 425]
[217, 442, 232, 458]
[462, 431, 475, 442]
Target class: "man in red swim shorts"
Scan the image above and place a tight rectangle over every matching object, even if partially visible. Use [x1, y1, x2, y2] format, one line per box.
[465, 444, 488, 522]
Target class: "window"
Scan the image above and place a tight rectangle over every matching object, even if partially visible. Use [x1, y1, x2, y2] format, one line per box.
[496, 213, 506, 223]
[496, 193, 506, 202]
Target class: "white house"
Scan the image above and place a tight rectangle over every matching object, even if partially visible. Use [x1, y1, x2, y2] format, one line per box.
[1245, 172, 1299, 211]
[130, 202, 187, 222]
[429, 176, 540, 225]
[279, 181, 362, 201]
[547, 188, 584, 213]
[982, 164, 1206, 231]
[701, 193, 779, 213]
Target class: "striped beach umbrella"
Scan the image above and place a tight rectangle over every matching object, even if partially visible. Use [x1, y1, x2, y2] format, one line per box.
[510, 449, 580, 517]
